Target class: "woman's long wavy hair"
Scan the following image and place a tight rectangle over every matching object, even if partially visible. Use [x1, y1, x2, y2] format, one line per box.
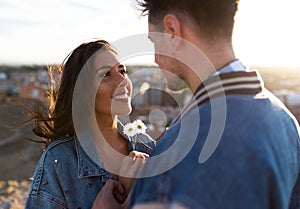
[26, 39, 116, 147]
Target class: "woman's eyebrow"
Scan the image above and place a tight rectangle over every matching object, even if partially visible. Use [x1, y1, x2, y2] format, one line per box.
[96, 64, 125, 72]
[96, 65, 112, 72]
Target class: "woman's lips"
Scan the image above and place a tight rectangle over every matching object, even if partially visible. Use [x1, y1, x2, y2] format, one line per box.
[112, 93, 129, 102]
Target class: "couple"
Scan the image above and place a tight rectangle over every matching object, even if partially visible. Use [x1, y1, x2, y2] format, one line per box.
[27, 0, 300, 209]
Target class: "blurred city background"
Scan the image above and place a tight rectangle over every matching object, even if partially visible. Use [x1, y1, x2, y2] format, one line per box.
[0, 64, 299, 182]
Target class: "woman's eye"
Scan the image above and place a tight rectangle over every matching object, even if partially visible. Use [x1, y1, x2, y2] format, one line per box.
[120, 69, 128, 75]
[99, 71, 110, 77]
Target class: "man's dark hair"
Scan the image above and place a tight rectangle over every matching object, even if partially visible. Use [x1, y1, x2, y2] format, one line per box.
[133, 0, 240, 40]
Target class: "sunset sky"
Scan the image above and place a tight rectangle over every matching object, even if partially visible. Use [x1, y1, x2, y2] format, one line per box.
[0, 0, 300, 68]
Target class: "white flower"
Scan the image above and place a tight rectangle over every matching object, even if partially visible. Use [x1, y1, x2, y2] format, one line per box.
[133, 119, 147, 134]
[123, 119, 147, 150]
[123, 123, 137, 137]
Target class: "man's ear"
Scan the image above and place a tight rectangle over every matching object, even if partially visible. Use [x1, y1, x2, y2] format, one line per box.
[163, 14, 182, 47]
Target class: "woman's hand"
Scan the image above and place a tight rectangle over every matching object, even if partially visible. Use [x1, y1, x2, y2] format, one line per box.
[119, 151, 149, 196]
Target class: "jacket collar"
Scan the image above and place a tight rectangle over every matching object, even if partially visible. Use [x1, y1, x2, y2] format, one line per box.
[74, 121, 132, 179]
[75, 137, 110, 179]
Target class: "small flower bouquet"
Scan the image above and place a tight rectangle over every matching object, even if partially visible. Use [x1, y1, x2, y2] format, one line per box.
[123, 119, 147, 150]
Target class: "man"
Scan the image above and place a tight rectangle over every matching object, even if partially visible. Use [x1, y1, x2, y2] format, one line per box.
[93, 0, 300, 208]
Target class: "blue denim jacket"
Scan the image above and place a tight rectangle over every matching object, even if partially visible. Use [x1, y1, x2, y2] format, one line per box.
[131, 71, 300, 209]
[25, 122, 155, 209]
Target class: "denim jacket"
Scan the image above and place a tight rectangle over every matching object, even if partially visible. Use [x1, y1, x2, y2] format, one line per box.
[25, 122, 155, 209]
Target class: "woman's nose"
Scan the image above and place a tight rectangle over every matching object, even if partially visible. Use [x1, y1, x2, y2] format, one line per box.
[115, 73, 129, 87]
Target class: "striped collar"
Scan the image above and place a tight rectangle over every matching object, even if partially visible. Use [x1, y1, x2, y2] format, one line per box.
[212, 59, 247, 76]
[170, 70, 264, 126]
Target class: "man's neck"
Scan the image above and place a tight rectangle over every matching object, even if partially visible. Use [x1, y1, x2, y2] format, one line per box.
[209, 46, 236, 71]
[176, 22, 236, 93]
[185, 42, 236, 93]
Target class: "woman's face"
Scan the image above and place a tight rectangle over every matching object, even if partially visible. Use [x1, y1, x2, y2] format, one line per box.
[94, 49, 132, 117]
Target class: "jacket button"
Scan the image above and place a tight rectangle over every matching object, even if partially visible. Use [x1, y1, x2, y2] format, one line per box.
[87, 183, 92, 188]
[65, 190, 70, 195]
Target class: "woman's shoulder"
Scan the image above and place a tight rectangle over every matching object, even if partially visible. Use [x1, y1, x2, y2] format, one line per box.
[26, 136, 91, 208]
[38, 137, 77, 166]
[44, 136, 75, 153]
[40, 136, 107, 177]
[28, 137, 77, 197]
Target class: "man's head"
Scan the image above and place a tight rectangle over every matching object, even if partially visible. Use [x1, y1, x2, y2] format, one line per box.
[134, 0, 239, 41]
[133, 0, 239, 92]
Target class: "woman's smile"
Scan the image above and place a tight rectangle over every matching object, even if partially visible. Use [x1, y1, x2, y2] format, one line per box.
[112, 92, 130, 103]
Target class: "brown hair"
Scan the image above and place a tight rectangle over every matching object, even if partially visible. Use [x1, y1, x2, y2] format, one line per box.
[27, 39, 116, 147]
[133, 0, 239, 40]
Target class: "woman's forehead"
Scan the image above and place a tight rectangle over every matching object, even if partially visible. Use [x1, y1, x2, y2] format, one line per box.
[94, 49, 119, 69]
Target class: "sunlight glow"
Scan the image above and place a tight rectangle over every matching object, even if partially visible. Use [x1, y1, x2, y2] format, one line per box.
[0, 0, 299, 68]
[233, 0, 300, 68]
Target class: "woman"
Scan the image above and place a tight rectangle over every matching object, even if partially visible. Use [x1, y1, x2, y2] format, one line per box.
[24, 39, 155, 209]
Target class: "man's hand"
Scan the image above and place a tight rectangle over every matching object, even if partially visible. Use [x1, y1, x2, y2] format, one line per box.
[92, 180, 130, 209]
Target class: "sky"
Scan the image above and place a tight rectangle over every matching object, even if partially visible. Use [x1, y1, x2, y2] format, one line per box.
[0, 0, 300, 68]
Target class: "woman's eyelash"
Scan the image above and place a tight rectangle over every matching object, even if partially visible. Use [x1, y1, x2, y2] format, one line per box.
[120, 69, 128, 74]
[98, 71, 110, 77]
[104, 71, 111, 77]
[98, 68, 127, 78]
